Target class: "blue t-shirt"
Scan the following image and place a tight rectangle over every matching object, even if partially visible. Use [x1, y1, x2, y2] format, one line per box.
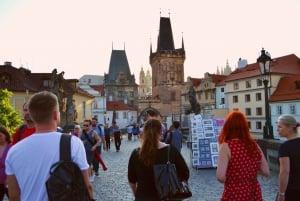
[166, 128, 183, 152]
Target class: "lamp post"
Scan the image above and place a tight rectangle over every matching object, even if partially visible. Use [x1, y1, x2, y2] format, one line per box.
[257, 48, 274, 139]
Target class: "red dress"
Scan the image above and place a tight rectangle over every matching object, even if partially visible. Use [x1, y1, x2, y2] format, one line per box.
[221, 139, 263, 201]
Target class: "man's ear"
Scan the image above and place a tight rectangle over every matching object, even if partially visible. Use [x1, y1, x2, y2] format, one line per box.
[53, 110, 59, 120]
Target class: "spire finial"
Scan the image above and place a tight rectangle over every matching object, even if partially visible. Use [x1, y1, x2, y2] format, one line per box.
[168, 9, 171, 18]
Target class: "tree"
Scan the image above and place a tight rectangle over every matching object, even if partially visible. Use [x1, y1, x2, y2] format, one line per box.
[0, 89, 23, 135]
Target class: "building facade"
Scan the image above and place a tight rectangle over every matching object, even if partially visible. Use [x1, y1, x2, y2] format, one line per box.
[0, 61, 94, 127]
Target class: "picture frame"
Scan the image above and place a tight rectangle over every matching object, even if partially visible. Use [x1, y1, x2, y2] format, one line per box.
[212, 155, 219, 167]
[192, 151, 199, 158]
[192, 143, 199, 150]
[210, 142, 219, 154]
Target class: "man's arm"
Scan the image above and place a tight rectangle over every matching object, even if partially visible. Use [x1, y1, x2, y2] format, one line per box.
[91, 131, 100, 151]
[7, 175, 20, 201]
[82, 169, 94, 200]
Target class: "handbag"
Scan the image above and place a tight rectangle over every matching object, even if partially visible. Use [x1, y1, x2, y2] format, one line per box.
[153, 145, 192, 200]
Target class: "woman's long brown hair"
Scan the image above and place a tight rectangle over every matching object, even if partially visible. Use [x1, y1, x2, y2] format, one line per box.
[139, 118, 162, 167]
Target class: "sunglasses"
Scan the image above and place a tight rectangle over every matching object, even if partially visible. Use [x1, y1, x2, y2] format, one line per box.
[83, 124, 89, 127]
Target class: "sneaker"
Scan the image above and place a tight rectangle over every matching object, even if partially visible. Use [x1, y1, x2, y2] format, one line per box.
[95, 172, 99, 176]
[89, 175, 95, 182]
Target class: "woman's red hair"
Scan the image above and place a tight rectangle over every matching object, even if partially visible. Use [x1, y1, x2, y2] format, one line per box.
[218, 110, 256, 147]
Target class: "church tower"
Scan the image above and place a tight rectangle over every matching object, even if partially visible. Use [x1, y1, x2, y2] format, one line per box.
[149, 16, 185, 117]
[138, 67, 152, 99]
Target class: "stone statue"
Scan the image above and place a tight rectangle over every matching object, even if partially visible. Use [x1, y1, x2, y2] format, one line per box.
[51, 69, 64, 112]
[66, 95, 77, 124]
[188, 85, 201, 115]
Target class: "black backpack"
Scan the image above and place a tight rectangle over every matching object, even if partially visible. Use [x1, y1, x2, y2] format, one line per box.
[46, 134, 91, 201]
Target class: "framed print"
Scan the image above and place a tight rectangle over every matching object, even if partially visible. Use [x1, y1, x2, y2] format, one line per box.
[192, 158, 199, 166]
[192, 151, 199, 158]
[212, 155, 218, 167]
[192, 143, 199, 150]
[204, 132, 215, 138]
[203, 126, 214, 133]
[210, 142, 219, 154]
[191, 135, 198, 142]
[202, 119, 213, 126]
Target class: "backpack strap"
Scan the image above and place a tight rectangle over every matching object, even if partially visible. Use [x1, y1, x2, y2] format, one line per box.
[60, 134, 71, 161]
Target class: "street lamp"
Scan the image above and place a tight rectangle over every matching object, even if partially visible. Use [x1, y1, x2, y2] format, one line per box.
[257, 48, 274, 139]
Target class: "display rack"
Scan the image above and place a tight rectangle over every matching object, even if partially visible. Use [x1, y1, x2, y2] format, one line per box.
[189, 114, 225, 169]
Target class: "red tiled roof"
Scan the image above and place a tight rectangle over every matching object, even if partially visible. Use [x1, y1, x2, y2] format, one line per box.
[269, 75, 300, 102]
[225, 54, 300, 82]
[208, 73, 227, 85]
[90, 85, 105, 96]
[189, 77, 201, 87]
[106, 101, 136, 111]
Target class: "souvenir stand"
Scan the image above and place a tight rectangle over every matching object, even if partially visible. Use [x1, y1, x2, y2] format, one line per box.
[189, 114, 225, 169]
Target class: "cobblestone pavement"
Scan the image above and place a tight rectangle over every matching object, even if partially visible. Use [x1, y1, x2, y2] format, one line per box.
[93, 136, 278, 201]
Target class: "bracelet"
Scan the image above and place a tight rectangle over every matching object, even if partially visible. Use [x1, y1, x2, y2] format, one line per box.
[278, 192, 285, 196]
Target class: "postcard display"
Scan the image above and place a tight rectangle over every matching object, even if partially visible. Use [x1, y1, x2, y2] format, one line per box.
[190, 114, 225, 168]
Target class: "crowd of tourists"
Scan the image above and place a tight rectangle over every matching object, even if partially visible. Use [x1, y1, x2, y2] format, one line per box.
[0, 91, 299, 200]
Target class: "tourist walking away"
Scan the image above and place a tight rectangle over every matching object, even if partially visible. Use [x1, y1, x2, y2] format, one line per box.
[128, 118, 189, 201]
[162, 124, 174, 143]
[165, 121, 183, 152]
[216, 110, 270, 201]
[276, 114, 300, 201]
[132, 123, 140, 141]
[0, 126, 11, 201]
[91, 117, 106, 176]
[104, 123, 111, 150]
[127, 124, 133, 141]
[81, 119, 100, 182]
[5, 91, 95, 201]
[12, 102, 36, 144]
[111, 121, 121, 152]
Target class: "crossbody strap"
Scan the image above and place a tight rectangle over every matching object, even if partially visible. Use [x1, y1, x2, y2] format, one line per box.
[167, 145, 171, 164]
[60, 134, 71, 161]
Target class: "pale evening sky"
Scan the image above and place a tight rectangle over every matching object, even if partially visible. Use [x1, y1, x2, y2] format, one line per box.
[0, 0, 299, 81]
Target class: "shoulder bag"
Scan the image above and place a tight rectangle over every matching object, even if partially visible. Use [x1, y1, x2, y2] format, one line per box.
[153, 145, 192, 200]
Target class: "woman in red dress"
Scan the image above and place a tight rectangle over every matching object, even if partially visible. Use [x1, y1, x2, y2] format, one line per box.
[216, 110, 270, 201]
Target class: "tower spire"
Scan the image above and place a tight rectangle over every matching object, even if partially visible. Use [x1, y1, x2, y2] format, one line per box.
[181, 32, 184, 50]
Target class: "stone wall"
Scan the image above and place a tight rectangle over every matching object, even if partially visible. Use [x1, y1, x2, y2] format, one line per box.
[256, 138, 282, 172]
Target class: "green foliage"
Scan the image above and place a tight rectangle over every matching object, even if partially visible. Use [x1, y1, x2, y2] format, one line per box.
[0, 89, 23, 136]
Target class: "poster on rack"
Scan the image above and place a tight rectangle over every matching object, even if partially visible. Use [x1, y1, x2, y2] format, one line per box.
[190, 115, 225, 169]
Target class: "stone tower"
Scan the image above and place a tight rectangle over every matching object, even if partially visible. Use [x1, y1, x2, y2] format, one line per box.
[104, 48, 138, 108]
[149, 16, 185, 117]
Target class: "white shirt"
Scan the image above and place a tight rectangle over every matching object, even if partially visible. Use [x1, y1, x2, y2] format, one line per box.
[6, 132, 89, 201]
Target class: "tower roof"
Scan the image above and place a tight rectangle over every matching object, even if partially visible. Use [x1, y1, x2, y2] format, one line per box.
[157, 17, 175, 51]
[107, 49, 131, 81]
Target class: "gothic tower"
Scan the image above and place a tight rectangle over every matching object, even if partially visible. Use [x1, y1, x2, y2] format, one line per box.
[104, 48, 138, 108]
[149, 16, 185, 117]
[138, 67, 152, 98]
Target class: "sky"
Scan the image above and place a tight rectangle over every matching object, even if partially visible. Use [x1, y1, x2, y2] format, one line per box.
[0, 0, 299, 80]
